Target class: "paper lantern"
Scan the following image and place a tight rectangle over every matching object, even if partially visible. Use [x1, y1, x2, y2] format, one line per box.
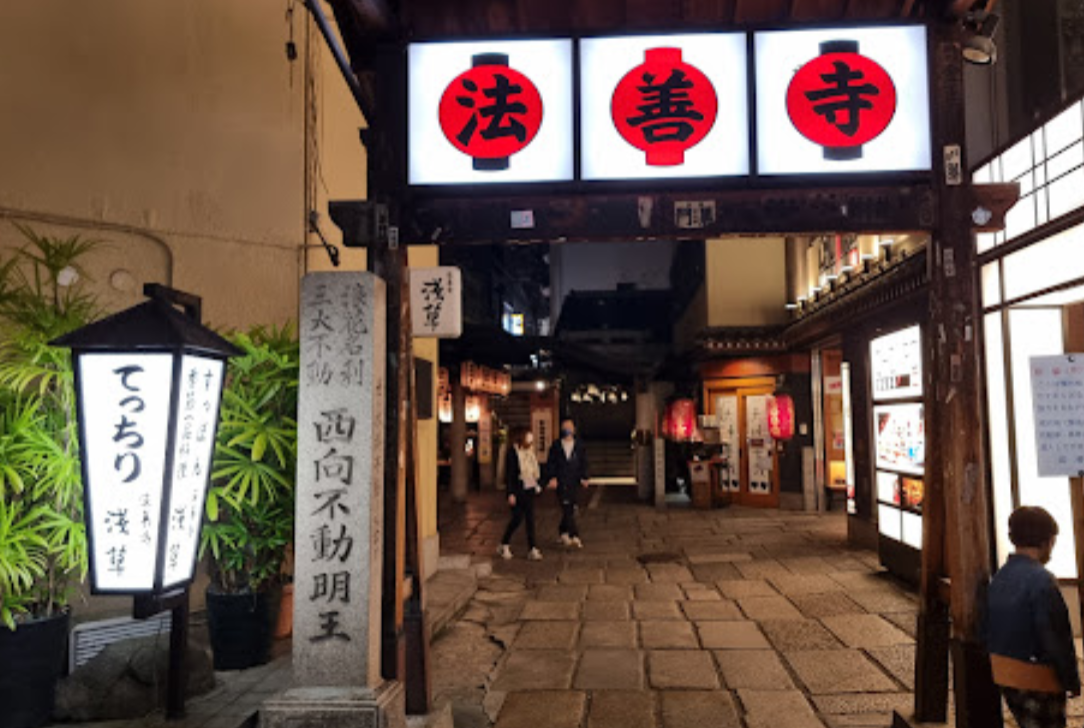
[667, 399, 698, 442]
[767, 394, 795, 441]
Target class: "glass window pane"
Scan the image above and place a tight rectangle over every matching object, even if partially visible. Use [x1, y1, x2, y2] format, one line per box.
[973, 163, 993, 184]
[1033, 130, 1045, 164]
[1036, 186, 1049, 226]
[982, 262, 1001, 307]
[977, 233, 998, 254]
[1008, 308, 1076, 578]
[1046, 140, 1084, 182]
[1001, 138, 1033, 181]
[1015, 169, 1035, 196]
[878, 503, 902, 541]
[984, 311, 1015, 566]
[901, 511, 923, 549]
[1048, 167, 1084, 221]
[1044, 100, 1084, 157]
[1003, 222, 1084, 300]
[1004, 192, 1037, 241]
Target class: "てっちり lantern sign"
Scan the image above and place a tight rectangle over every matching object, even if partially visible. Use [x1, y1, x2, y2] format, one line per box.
[767, 394, 795, 441]
[611, 47, 718, 167]
[786, 40, 897, 161]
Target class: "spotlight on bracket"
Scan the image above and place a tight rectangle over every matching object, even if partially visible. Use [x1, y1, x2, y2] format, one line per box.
[963, 11, 1000, 66]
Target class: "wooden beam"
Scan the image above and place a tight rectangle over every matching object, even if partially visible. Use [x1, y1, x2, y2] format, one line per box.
[516, 0, 577, 31]
[624, 0, 684, 27]
[734, 0, 789, 23]
[789, 0, 848, 21]
[843, 0, 905, 18]
[681, 0, 737, 26]
[408, 185, 936, 245]
[347, 0, 396, 32]
[575, 0, 627, 30]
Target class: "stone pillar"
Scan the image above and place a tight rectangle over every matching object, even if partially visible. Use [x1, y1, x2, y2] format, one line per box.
[262, 272, 405, 728]
[478, 399, 495, 490]
[450, 376, 469, 502]
[634, 382, 656, 501]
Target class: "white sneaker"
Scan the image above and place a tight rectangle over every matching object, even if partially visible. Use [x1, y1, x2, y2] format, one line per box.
[528, 548, 543, 561]
[569, 537, 583, 549]
[558, 533, 571, 546]
[497, 544, 513, 560]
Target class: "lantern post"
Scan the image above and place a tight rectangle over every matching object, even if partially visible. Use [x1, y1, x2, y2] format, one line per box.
[51, 285, 241, 720]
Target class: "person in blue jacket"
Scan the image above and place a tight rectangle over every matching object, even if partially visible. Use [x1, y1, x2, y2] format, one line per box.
[986, 505, 1080, 728]
[497, 427, 543, 561]
[545, 418, 589, 548]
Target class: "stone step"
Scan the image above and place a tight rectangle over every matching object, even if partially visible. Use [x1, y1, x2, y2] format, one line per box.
[424, 568, 478, 640]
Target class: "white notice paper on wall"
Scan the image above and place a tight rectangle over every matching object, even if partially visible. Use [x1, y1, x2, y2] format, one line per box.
[1030, 354, 1084, 477]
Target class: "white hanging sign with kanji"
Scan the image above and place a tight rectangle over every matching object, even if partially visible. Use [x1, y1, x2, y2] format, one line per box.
[410, 267, 463, 339]
[1030, 354, 1084, 477]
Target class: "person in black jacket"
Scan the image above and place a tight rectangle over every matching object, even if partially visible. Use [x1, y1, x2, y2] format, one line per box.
[498, 427, 543, 561]
[546, 417, 590, 548]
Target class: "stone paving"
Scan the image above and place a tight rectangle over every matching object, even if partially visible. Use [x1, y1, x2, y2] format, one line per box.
[431, 488, 924, 728]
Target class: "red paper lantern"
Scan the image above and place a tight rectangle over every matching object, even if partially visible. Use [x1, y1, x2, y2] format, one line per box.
[666, 399, 698, 442]
[767, 394, 795, 441]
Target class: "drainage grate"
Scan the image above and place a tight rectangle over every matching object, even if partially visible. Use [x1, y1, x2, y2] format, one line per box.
[69, 613, 172, 673]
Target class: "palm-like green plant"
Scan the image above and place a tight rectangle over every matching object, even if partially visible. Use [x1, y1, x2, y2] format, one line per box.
[201, 324, 298, 594]
[0, 225, 96, 629]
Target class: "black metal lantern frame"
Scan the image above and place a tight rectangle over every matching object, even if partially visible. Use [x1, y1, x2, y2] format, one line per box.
[52, 285, 241, 597]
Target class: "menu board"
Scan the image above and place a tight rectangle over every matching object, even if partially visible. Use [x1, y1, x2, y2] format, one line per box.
[875, 404, 925, 475]
[870, 325, 923, 401]
[1029, 354, 1084, 477]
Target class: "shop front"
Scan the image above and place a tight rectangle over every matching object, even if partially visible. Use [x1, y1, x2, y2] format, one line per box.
[975, 92, 1084, 579]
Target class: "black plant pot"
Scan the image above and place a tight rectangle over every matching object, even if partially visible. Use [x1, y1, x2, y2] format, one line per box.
[0, 611, 69, 728]
[205, 589, 277, 671]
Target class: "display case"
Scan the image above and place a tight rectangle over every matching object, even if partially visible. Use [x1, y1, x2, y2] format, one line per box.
[870, 325, 925, 579]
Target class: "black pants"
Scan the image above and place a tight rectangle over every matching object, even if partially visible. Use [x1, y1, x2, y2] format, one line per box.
[502, 493, 536, 549]
[1001, 686, 1066, 728]
[558, 491, 579, 538]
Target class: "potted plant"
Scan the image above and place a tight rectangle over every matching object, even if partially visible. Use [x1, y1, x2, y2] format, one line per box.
[0, 226, 95, 728]
[200, 325, 298, 670]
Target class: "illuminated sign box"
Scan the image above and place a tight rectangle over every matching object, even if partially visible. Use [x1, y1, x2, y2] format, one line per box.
[579, 34, 749, 181]
[754, 25, 931, 175]
[408, 39, 574, 185]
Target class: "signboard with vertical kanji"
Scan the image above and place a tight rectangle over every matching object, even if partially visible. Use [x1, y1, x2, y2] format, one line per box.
[1030, 355, 1084, 477]
[408, 40, 574, 185]
[580, 34, 749, 180]
[754, 25, 931, 175]
[410, 267, 463, 339]
[78, 353, 175, 592]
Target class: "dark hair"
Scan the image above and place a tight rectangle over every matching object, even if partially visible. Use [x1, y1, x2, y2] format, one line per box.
[1008, 506, 1059, 548]
[511, 426, 532, 449]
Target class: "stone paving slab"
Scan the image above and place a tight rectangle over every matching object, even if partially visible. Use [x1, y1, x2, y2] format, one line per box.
[679, 583, 722, 601]
[780, 557, 837, 575]
[821, 615, 914, 649]
[640, 620, 700, 649]
[686, 551, 754, 564]
[634, 583, 685, 601]
[697, 621, 771, 649]
[738, 595, 805, 621]
[605, 569, 650, 585]
[717, 579, 779, 599]
[738, 689, 827, 728]
[536, 584, 589, 602]
[759, 619, 844, 651]
[714, 649, 795, 689]
[520, 600, 582, 621]
[811, 693, 914, 715]
[735, 559, 793, 580]
[587, 690, 657, 728]
[647, 650, 721, 689]
[559, 568, 606, 584]
[882, 611, 917, 639]
[632, 601, 685, 621]
[784, 650, 898, 694]
[790, 592, 868, 619]
[690, 563, 743, 582]
[659, 690, 741, 728]
[645, 564, 695, 583]
[573, 650, 645, 690]
[492, 650, 578, 691]
[495, 690, 586, 728]
[769, 574, 846, 596]
[588, 584, 634, 601]
[867, 644, 917, 690]
[584, 601, 631, 621]
[680, 600, 745, 621]
[847, 590, 919, 615]
[580, 620, 638, 649]
[514, 621, 580, 650]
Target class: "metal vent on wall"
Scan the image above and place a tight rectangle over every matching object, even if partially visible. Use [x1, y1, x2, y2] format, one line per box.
[69, 613, 172, 673]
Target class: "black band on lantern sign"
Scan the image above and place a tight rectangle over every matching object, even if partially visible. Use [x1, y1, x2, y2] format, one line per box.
[820, 39, 863, 161]
[472, 53, 512, 171]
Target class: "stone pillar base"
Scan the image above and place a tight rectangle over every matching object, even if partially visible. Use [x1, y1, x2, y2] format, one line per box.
[260, 681, 406, 728]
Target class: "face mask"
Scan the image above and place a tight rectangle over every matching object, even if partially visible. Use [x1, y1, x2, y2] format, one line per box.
[561, 428, 574, 438]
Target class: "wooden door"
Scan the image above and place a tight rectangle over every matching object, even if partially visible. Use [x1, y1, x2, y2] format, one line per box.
[706, 379, 780, 508]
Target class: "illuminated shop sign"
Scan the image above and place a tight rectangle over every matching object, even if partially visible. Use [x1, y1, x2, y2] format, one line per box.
[408, 26, 929, 186]
[754, 25, 931, 175]
[408, 39, 574, 185]
[579, 34, 749, 180]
